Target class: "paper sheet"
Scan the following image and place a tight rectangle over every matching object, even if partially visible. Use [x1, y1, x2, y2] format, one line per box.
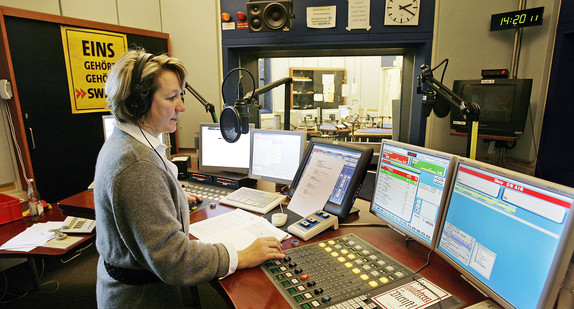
[287, 152, 346, 217]
[43, 236, 83, 249]
[188, 209, 290, 251]
[0, 221, 63, 252]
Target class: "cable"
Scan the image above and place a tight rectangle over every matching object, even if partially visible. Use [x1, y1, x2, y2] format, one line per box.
[411, 248, 445, 309]
[3, 99, 31, 187]
[60, 241, 94, 264]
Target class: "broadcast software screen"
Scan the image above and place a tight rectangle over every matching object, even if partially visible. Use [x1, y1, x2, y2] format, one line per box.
[436, 158, 574, 309]
[249, 129, 306, 185]
[369, 140, 458, 248]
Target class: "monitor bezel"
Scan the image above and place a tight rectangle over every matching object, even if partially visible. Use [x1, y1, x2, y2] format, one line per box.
[248, 129, 307, 185]
[198, 123, 253, 175]
[287, 138, 373, 218]
[102, 115, 115, 141]
[435, 157, 574, 309]
[450, 78, 532, 137]
[368, 139, 459, 249]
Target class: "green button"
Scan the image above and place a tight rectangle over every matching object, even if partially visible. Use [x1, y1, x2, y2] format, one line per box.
[301, 303, 312, 309]
[288, 287, 297, 294]
[282, 281, 292, 287]
[277, 274, 285, 280]
[295, 295, 304, 302]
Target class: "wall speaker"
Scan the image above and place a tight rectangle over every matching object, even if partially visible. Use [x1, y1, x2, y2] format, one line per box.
[246, 0, 294, 32]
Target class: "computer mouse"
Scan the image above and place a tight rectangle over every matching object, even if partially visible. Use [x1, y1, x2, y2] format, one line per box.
[272, 213, 288, 227]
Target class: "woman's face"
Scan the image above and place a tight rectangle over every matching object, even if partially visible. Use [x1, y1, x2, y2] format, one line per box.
[143, 70, 186, 137]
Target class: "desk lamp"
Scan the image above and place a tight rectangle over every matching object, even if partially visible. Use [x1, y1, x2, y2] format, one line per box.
[417, 63, 481, 159]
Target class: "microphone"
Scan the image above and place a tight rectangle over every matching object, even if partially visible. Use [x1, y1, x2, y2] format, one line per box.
[219, 68, 256, 143]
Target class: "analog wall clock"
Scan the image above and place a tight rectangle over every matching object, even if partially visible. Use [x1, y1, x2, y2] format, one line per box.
[384, 0, 420, 26]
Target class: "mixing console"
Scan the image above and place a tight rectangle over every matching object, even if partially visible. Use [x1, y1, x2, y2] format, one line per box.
[180, 181, 233, 213]
[261, 234, 461, 309]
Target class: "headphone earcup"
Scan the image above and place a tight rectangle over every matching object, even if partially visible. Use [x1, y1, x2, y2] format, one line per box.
[128, 84, 150, 118]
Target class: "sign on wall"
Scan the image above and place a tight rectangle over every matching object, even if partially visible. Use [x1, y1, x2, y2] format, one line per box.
[60, 26, 127, 114]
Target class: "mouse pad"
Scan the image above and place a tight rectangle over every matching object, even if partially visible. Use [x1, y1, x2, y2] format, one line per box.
[263, 208, 303, 232]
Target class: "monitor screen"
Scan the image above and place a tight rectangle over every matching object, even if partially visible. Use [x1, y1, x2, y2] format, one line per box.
[249, 129, 307, 185]
[460, 84, 515, 123]
[102, 115, 115, 140]
[288, 138, 373, 218]
[198, 123, 252, 174]
[436, 158, 574, 309]
[369, 140, 458, 248]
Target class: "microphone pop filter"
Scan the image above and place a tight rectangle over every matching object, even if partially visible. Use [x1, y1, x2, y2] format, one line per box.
[220, 106, 241, 143]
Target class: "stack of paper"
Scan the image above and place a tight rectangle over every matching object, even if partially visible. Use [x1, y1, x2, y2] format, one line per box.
[0, 222, 63, 251]
[188, 209, 290, 250]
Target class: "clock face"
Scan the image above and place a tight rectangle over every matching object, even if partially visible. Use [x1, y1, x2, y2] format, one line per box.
[385, 0, 420, 26]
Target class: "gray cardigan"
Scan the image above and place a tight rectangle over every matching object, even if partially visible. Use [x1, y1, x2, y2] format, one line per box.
[94, 128, 230, 308]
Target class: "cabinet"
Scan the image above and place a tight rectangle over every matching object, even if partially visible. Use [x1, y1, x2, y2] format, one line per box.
[289, 68, 346, 110]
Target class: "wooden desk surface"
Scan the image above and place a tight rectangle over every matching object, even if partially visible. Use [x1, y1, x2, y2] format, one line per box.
[55, 190, 486, 307]
[0, 204, 95, 258]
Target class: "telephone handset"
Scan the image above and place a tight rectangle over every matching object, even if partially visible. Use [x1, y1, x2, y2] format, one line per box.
[61, 216, 96, 234]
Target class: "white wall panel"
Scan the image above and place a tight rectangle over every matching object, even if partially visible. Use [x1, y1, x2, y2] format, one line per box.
[117, 0, 162, 32]
[60, 0, 118, 25]
[0, 0, 60, 14]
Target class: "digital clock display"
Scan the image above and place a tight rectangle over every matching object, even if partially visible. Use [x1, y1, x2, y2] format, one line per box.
[491, 7, 544, 31]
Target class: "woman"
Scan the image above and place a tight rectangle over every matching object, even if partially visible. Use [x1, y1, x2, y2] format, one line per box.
[94, 49, 285, 308]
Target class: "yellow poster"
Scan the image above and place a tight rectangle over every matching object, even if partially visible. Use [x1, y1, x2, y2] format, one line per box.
[61, 26, 127, 114]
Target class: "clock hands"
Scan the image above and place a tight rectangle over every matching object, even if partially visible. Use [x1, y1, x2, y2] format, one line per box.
[399, 4, 416, 17]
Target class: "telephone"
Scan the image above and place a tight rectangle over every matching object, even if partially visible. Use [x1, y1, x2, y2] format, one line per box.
[61, 216, 96, 234]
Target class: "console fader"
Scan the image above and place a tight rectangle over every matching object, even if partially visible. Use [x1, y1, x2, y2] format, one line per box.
[261, 234, 418, 309]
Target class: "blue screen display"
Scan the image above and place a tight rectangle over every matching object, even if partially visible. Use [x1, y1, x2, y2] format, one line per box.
[437, 163, 573, 308]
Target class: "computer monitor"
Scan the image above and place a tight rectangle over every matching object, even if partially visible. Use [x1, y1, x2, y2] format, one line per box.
[198, 123, 253, 174]
[102, 115, 115, 140]
[436, 158, 574, 309]
[102, 115, 164, 143]
[369, 140, 458, 249]
[249, 129, 307, 185]
[339, 105, 351, 119]
[288, 138, 373, 218]
[299, 109, 319, 127]
[321, 109, 340, 123]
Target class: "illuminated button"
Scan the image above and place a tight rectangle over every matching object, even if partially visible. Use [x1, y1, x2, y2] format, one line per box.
[352, 268, 361, 274]
[297, 285, 305, 291]
[304, 293, 313, 299]
[311, 300, 321, 307]
[337, 257, 346, 263]
[347, 254, 356, 260]
[379, 277, 390, 284]
[285, 272, 293, 278]
[344, 262, 353, 268]
[360, 274, 369, 280]
[236, 11, 246, 20]
[324, 247, 333, 252]
[368, 280, 379, 288]
[291, 279, 299, 284]
[294, 295, 304, 302]
[331, 252, 339, 257]
[318, 243, 326, 247]
[328, 240, 336, 245]
[301, 303, 312, 309]
[341, 249, 348, 254]
[279, 266, 287, 271]
[288, 287, 297, 294]
[395, 271, 405, 278]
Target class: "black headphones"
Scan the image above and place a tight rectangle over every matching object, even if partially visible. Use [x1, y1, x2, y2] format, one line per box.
[126, 53, 154, 120]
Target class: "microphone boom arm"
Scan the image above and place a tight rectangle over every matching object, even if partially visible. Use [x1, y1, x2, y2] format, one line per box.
[185, 82, 218, 123]
[417, 64, 480, 158]
[244, 77, 293, 131]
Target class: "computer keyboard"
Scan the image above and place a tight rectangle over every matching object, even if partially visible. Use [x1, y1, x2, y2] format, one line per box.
[181, 182, 234, 213]
[219, 187, 286, 214]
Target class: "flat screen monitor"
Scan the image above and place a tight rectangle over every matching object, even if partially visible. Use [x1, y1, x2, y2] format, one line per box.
[102, 115, 115, 140]
[436, 158, 574, 309]
[288, 138, 373, 218]
[249, 129, 307, 185]
[369, 140, 458, 249]
[321, 109, 340, 123]
[450, 79, 532, 137]
[198, 123, 253, 174]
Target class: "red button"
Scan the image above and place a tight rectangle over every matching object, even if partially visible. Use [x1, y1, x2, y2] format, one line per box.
[237, 12, 246, 20]
[300, 274, 309, 280]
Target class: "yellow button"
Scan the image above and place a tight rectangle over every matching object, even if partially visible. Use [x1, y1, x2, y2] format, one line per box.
[319, 243, 326, 247]
[325, 247, 332, 252]
[328, 240, 336, 245]
[341, 249, 348, 254]
[352, 268, 361, 274]
[347, 254, 356, 260]
[331, 252, 339, 257]
[379, 277, 389, 284]
[360, 274, 369, 280]
[344, 262, 353, 268]
[337, 257, 346, 263]
[368, 281, 379, 288]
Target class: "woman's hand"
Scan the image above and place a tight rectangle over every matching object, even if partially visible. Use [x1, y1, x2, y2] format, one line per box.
[185, 191, 202, 204]
[237, 237, 285, 269]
